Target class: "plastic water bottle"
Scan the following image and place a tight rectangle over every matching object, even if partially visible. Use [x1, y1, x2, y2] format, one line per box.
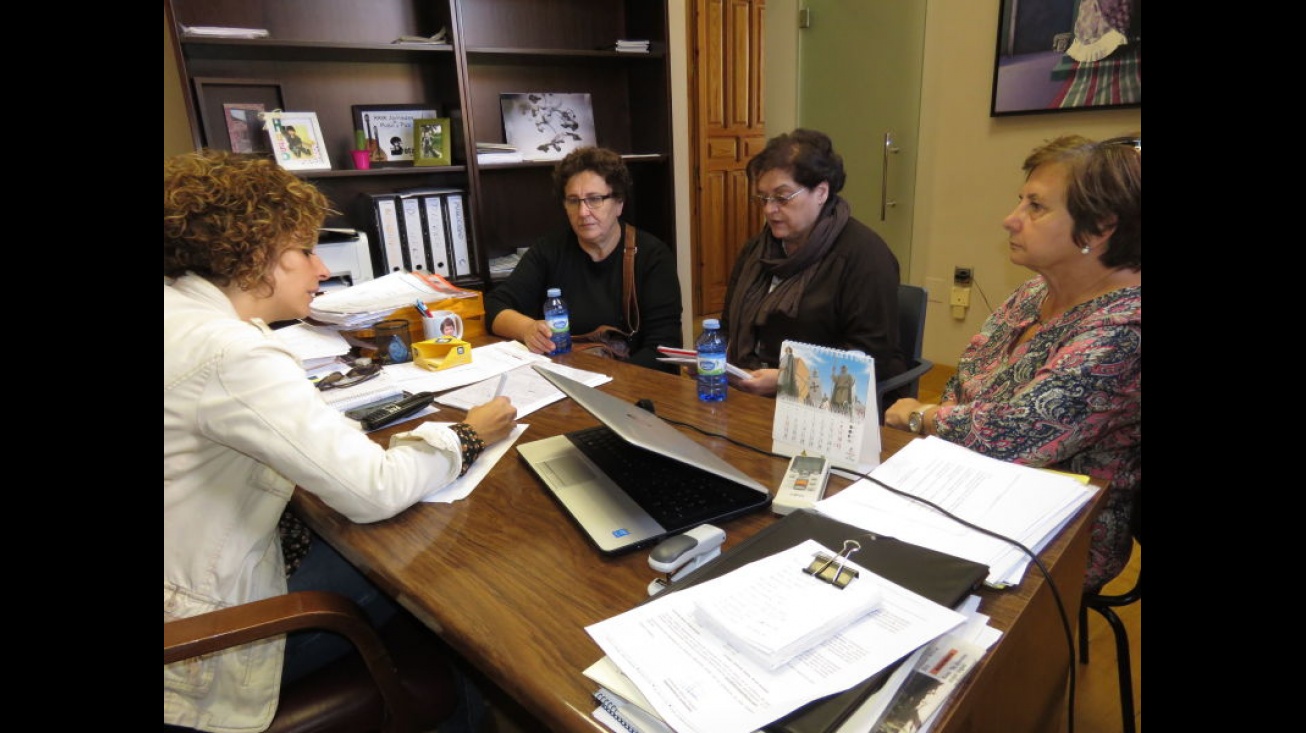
[543, 287, 571, 355]
[696, 318, 727, 402]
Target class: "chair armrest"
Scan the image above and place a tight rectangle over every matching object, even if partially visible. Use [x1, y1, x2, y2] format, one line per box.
[876, 358, 934, 399]
[164, 590, 416, 732]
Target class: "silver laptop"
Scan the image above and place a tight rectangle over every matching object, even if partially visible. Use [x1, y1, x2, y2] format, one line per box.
[518, 365, 772, 555]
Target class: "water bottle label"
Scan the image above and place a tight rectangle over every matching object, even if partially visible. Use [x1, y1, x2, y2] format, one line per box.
[548, 316, 570, 334]
[698, 355, 725, 376]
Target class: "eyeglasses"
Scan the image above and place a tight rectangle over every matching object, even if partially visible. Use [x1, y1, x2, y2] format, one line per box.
[752, 187, 807, 207]
[563, 194, 615, 211]
[314, 362, 382, 391]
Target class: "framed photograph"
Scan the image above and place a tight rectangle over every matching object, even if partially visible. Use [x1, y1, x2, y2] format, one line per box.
[264, 111, 333, 171]
[500, 93, 596, 161]
[989, 0, 1140, 117]
[352, 104, 440, 166]
[192, 78, 285, 152]
[413, 118, 452, 167]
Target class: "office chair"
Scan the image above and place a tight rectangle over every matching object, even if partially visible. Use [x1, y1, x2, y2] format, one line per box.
[164, 590, 459, 733]
[1078, 495, 1141, 733]
[876, 284, 934, 408]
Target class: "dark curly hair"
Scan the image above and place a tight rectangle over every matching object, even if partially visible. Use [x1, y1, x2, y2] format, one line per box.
[746, 128, 846, 194]
[1022, 134, 1141, 271]
[551, 147, 632, 202]
[164, 150, 331, 297]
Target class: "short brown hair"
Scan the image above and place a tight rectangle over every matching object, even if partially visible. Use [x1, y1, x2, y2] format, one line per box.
[1023, 134, 1141, 271]
[746, 128, 846, 194]
[552, 147, 632, 202]
[163, 150, 331, 296]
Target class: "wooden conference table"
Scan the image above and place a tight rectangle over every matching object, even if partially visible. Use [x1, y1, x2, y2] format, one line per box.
[294, 347, 1107, 733]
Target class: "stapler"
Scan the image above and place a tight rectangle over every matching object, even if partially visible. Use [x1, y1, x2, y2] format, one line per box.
[646, 524, 725, 596]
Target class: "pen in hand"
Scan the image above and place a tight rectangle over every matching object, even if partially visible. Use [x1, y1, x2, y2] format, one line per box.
[493, 373, 509, 398]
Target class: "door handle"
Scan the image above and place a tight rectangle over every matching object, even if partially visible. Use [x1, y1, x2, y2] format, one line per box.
[881, 132, 899, 221]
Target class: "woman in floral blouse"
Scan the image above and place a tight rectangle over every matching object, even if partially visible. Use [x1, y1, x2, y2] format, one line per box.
[887, 134, 1140, 592]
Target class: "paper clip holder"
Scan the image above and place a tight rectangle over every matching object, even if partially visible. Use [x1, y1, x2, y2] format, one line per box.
[803, 539, 861, 589]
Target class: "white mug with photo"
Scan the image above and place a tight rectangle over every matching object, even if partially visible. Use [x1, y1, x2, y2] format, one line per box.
[422, 310, 464, 340]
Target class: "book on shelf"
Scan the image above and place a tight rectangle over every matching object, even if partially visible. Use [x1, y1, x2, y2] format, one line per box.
[771, 340, 881, 475]
[613, 39, 651, 53]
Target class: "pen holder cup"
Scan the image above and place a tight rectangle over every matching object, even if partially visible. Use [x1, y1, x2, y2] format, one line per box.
[421, 310, 464, 340]
[412, 337, 472, 371]
[373, 319, 413, 364]
[350, 149, 372, 170]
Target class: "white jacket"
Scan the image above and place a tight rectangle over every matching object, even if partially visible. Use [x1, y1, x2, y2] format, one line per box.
[164, 274, 465, 732]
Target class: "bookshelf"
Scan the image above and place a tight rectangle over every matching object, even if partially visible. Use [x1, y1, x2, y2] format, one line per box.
[165, 0, 676, 291]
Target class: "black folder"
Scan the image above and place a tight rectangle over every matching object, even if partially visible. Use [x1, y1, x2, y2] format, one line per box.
[659, 508, 990, 733]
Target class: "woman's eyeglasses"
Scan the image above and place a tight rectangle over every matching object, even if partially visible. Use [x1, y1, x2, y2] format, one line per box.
[314, 363, 382, 390]
[752, 187, 807, 207]
[564, 194, 615, 210]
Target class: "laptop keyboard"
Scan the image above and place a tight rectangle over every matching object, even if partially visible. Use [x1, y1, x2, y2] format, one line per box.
[567, 425, 769, 530]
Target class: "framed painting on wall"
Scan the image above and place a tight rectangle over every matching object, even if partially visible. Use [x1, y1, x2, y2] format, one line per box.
[989, 0, 1141, 116]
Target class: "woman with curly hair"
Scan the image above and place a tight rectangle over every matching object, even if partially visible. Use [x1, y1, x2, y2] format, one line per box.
[164, 150, 516, 732]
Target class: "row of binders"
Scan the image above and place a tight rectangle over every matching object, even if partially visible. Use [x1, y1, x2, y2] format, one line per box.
[368, 187, 473, 280]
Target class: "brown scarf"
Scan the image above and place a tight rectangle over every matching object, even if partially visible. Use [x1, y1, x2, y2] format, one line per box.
[726, 196, 851, 365]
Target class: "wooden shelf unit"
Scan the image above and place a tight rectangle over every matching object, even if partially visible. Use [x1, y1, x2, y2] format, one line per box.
[166, 0, 676, 291]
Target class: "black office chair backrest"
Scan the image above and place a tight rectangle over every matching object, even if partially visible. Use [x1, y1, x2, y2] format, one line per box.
[898, 284, 927, 370]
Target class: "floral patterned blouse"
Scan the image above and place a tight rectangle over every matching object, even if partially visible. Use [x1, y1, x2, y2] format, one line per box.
[934, 276, 1140, 591]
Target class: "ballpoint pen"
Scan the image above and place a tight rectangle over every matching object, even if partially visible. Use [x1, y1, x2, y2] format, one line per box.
[415, 299, 433, 318]
[493, 373, 509, 398]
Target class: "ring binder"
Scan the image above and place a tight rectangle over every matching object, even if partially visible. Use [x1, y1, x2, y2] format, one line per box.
[803, 539, 862, 589]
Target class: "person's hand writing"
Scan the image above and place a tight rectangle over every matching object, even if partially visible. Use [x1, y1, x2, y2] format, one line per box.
[463, 396, 517, 445]
[733, 368, 778, 396]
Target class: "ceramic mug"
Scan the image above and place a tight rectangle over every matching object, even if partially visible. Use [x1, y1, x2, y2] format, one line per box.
[422, 310, 464, 340]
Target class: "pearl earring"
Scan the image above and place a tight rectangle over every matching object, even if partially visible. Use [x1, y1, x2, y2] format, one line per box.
[1080, 245, 1091, 255]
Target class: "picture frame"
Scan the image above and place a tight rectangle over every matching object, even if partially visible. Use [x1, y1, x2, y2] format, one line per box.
[413, 118, 453, 167]
[352, 104, 440, 166]
[989, 0, 1140, 117]
[500, 92, 597, 161]
[264, 111, 333, 171]
[192, 77, 285, 152]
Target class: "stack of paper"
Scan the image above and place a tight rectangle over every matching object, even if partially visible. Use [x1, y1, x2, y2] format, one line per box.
[614, 39, 651, 53]
[585, 540, 966, 733]
[817, 436, 1098, 587]
[692, 551, 883, 670]
[435, 359, 611, 417]
[308, 271, 476, 328]
[476, 142, 524, 164]
[181, 25, 270, 39]
[272, 322, 352, 371]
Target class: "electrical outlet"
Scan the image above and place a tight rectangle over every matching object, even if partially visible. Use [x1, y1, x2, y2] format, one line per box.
[953, 267, 973, 286]
[949, 286, 971, 308]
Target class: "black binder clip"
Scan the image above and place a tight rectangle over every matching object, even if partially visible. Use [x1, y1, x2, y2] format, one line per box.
[803, 539, 861, 589]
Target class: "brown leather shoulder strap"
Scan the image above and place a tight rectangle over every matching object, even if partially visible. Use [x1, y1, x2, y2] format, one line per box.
[622, 223, 639, 335]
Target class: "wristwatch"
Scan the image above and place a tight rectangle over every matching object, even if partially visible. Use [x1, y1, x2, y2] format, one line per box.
[907, 404, 938, 435]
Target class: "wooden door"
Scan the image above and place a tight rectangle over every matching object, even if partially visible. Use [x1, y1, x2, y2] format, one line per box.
[690, 0, 767, 318]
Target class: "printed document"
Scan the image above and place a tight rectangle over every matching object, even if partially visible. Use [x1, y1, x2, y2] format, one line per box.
[585, 539, 965, 733]
[815, 436, 1097, 587]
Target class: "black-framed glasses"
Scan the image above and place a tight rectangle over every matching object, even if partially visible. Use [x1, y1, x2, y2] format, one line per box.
[314, 363, 382, 391]
[752, 187, 807, 207]
[563, 194, 615, 210]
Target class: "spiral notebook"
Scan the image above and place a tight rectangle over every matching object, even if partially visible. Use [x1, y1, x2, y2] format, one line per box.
[771, 340, 880, 474]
